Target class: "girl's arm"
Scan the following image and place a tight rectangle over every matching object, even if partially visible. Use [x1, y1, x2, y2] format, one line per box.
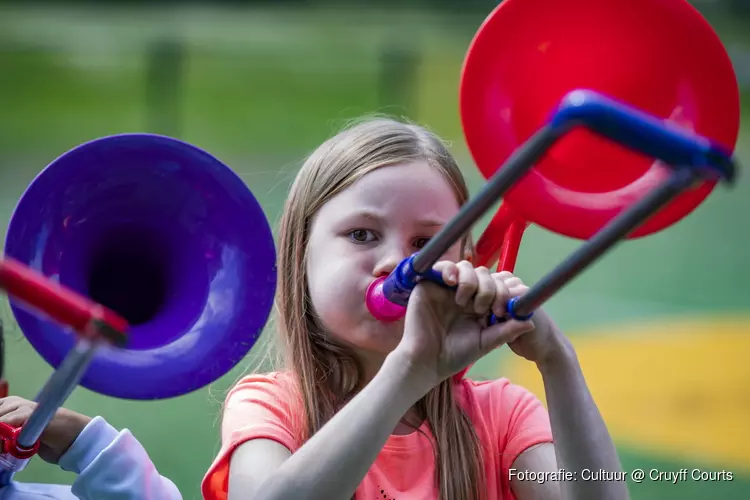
[510, 338, 629, 500]
[227, 270, 537, 500]
[228, 352, 429, 500]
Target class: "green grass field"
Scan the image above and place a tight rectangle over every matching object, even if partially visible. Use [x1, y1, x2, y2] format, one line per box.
[1, 5, 749, 499]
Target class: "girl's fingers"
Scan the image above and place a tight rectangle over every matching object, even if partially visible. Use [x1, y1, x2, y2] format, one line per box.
[491, 274, 511, 317]
[495, 271, 515, 281]
[473, 267, 496, 315]
[494, 272, 528, 298]
[431, 265, 529, 313]
[455, 261, 478, 307]
[480, 319, 535, 354]
[508, 283, 529, 298]
[503, 276, 524, 289]
[433, 261, 459, 287]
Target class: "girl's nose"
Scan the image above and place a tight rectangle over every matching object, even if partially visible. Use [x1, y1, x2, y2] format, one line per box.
[372, 244, 410, 278]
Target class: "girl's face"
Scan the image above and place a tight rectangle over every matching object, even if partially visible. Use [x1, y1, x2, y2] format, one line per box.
[306, 161, 463, 365]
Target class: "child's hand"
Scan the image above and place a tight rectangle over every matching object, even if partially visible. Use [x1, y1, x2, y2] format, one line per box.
[0, 396, 91, 464]
[490, 271, 571, 367]
[394, 260, 535, 386]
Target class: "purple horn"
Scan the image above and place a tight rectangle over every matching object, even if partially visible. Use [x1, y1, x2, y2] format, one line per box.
[4, 134, 277, 400]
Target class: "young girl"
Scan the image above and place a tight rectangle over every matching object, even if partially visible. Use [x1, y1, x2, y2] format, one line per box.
[202, 118, 629, 500]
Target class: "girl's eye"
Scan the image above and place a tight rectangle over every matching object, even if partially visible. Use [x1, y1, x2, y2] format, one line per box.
[414, 237, 430, 249]
[349, 229, 376, 243]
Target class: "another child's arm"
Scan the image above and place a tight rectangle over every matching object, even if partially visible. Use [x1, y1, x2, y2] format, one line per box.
[0, 397, 182, 500]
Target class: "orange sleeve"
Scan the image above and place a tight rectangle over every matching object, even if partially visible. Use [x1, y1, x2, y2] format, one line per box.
[494, 380, 554, 474]
[201, 372, 300, 500]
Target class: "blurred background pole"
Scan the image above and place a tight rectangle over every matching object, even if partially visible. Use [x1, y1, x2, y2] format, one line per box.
[378, 39, 420, 120]
[144, 37, 186, 137]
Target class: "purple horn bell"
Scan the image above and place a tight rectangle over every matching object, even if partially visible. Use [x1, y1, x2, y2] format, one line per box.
[4, 134, 277, 400]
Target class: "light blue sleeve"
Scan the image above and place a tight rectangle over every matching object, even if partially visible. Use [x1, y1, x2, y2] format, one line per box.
[56, 416, 183, 500]
[0, 482, 76, 500]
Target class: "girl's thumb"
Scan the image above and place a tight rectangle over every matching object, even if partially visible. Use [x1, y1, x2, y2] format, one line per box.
[481, 319, 534, 354]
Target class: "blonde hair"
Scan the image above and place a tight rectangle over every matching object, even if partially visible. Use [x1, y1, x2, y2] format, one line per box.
[275, 117, 485, 500]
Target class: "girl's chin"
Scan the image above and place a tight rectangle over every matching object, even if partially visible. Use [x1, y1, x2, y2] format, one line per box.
[365, 314, 405, 331]
[369, 320, 405, 345]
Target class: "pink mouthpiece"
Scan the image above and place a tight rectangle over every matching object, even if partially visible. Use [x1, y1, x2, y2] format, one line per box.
[366, 277, 407, 322]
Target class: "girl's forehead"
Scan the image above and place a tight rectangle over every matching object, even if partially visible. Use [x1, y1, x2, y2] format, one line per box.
[313, 162, 459, 226]
[349, 162, 453, 201]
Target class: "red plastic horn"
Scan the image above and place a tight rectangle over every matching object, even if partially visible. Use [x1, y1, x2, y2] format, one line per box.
[462, 0, 740, 272]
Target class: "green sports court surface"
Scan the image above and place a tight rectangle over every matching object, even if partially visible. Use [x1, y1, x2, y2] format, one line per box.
[0, 6, 748, 499]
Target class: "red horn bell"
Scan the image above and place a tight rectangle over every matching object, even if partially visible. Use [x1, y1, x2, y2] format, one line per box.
[461, 0, 740, 269]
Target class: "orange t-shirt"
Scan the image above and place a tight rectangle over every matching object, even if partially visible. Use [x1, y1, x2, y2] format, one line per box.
[202, 372, 553, 500]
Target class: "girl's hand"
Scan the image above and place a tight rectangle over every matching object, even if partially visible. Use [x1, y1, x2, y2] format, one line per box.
[393, 260, 534, 387]
[491, 271, 571, 367]
[0, 396, 91, 464]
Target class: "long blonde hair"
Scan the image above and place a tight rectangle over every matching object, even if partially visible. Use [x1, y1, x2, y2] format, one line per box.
[275, 117, 485, 500]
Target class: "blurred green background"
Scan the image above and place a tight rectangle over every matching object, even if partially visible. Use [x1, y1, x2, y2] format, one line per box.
[0, 1, 749, 499]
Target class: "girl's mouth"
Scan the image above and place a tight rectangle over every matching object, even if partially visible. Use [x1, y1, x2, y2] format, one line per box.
[365, 276, 407, 322]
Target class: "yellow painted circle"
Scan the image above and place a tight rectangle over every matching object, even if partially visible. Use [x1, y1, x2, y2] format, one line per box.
[502, 316, 750, 473]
